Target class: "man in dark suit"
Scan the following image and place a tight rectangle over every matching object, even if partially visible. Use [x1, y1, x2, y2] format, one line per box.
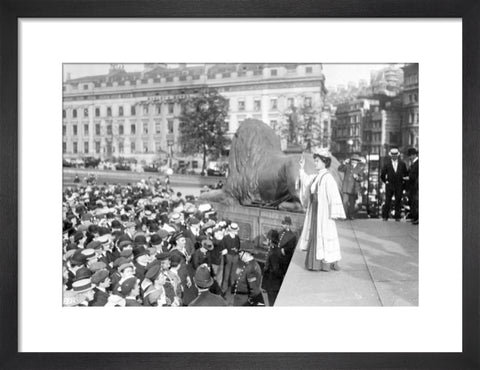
[338, 154, 365, 220]
[380, 147, 409, 221]
[278, 216, 297, 276]
[407, 148, 419, 225]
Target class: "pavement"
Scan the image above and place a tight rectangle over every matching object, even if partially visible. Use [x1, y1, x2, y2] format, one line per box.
[274, 218, 418, 306]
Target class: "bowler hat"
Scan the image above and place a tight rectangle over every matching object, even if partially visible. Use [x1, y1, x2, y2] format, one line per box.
[150, 234, 162, 246]
[134, 234, 147, 245]
[133, 246, 149, 260]
[194, 264, 213, 289]
[407, 147, 418, 156]
[281, 216, 292, 225]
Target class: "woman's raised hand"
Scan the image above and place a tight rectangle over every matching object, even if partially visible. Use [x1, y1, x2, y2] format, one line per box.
[299, 155, 305, 170]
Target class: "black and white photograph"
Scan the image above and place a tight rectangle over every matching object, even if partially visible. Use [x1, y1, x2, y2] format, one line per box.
[62, 63, 419, 307]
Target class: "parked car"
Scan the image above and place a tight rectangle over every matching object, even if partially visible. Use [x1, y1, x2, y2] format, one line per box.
[143, 164, 159, 173]
[206, 168, 225, 176]
[63, 159, 74, 168]
[115, 162, 131, 171]
[84, 157, 101, 168]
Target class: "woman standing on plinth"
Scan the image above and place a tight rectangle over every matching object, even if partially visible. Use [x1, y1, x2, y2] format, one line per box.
[297, 148, 346, 271]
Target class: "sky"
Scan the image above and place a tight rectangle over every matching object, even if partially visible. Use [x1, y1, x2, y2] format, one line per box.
[63, 63, 397, 88]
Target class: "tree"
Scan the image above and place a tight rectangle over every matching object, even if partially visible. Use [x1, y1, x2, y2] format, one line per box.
[178, 89, 231, 175]
[280, 105, 322, 151]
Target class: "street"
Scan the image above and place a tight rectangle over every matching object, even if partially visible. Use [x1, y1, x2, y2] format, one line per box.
[63, 168, 223, 196]
[275, 218, 418, 306]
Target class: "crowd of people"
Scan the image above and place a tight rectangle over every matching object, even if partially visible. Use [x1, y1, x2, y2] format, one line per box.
[62, 178, 293, 307]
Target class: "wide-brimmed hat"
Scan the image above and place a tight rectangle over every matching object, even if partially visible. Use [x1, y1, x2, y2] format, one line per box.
[312, 147, 332, 158]
[201, 239, 214, 251]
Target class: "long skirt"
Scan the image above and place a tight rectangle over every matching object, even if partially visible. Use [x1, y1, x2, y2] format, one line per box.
[305, 199, 323, 271]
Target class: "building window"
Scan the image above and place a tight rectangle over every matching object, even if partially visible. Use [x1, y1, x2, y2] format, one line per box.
[306, 66, 313, 73]
[131, 106, 136, 116]
[119, 142, 124, 154]
[62, 110, 66, 119]
[119, 125, 124, 135]
[238, 100, 245, 111]
[73, 125, 77, 136]
[73, 109, 77, 118]
[107, 107, 112, 117]
[143, 124, 148, 135]
[119, 106, 124, 116]
[270, 69, 277, 76]
[156, 105, 161, 115]
[143, 105, 148, 115]
[131, 142, 136, 153]
[270, 120, 277, 130]
[156, 121, 161, 134]
[287, 98, 294, 107]
[167, 119, 174, 134]
[95, 141, 100, 154]
[168, 103, 174, 114]
[73, 142, 78, 153]
[62, 125, 66, 136]
[84, 142, 89, 154]
[84, 124, 89, 135]
[83, 84, 88, 90]
[143, 142, 149, 153]
[304, 97, 312, 108]
[95, 107, 100, 117]
[131, 124, 136, 135]
[95, 124, 100, 135]
[84, 108, 89, 118]
[155, 142, 162, 152]
[63, 142, 66, 153]
[107, 125, 112, 135]
[270, 98, 277, 110]
[254, 99, 261, 111]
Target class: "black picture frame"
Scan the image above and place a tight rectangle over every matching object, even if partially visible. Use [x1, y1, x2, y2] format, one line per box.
[1, 1, 478, 369]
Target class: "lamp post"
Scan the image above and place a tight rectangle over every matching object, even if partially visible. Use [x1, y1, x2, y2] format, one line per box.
[347, 138, 354, 159]
[166, 134, 174, 169]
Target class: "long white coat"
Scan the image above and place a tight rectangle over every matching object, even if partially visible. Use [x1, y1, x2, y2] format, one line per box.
[297, 168, 346, 262]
